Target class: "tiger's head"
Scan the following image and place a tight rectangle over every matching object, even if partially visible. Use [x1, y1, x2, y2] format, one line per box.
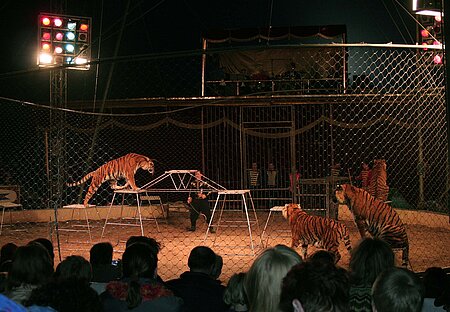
[334, 184, 355, 205]
[282, 203, 302, 220]
[137, 155, 155, 175]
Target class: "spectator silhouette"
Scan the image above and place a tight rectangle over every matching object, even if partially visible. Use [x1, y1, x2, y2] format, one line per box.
[166, 246, 228, 312]
[421, 267, 449, 312]
[101, 243, 182, 311]
[0, 242, 18, 272]
[90, 242, 120, 284]
[308, 249, 336, 266]
[25, 278, 103, 312]
[279, 259, 349, 312]
[0, 242, 18, 292]
[125, 236, 164, 284]
[55, 255, 92, 285]
[4, 244, 54, 305]
[224, 272, 248, 312]
[29, 238, 55, 268]
[372, 267, 424, 312]
[348, 237, 395, 312]
[125, 236, 161, 256]
[244, 244, 302, 312]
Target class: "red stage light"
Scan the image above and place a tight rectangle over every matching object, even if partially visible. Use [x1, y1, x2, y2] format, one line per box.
[42, 32, 51, 40]
[79, 24, 88, 31]
[42, 17, 51, 26]
[421, 29, 429, 38]
[422, 42, 428, 50]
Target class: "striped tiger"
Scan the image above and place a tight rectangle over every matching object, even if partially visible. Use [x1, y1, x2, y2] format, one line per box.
[334, 183, 409, 266]
[367, 159, 389, 202]
[359, 162, 371, 189]
[67, 153, 154, 207]
[282, 203, 352, 263]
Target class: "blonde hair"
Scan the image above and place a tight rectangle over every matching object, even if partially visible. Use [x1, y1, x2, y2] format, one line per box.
[244, 245, 302, 312]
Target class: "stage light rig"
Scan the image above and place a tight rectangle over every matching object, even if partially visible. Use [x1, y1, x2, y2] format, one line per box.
[37, 13, 92, 70]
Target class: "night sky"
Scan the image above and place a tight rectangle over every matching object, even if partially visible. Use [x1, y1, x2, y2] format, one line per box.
[0, 0, 416, 75]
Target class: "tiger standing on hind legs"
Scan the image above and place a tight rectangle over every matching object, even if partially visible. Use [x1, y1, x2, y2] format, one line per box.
[334, 183, 410, 267]
[282, 203, 352, 263]
[66, 153, 155, 207]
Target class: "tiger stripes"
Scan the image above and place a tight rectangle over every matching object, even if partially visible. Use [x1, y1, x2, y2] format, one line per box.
[334, 183, 409, 266]
[282, 203, 352, 263]
[367, 159, 389, 202]
[67, 153, 154, 207]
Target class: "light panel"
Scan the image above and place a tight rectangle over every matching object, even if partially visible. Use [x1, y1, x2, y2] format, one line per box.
[37, 13, 92, 70]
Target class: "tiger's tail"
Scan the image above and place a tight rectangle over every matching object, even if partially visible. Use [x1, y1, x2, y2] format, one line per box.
[66, 172, 94, 187]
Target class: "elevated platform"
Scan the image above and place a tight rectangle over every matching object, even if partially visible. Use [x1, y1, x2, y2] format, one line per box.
[142, 170, 227, 193]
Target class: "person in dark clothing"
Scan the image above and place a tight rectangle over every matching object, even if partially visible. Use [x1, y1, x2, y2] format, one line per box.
[90, 242, 121, 284]
[187, 170, 215, 233]
[100, 243, 183, 312]
[166, 246, 229, 312]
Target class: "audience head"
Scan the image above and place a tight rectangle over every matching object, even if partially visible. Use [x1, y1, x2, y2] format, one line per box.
[125, 236, 161, 256]
[372, 267, 424, 312]
[121, 243, 158, 309]
[211, 253, 223, 280]
[55, 255, 92, 284]
[6, 244, 53, 290]
[223, 272, 247, 309]
[122, 243, 157, 280]
[26, 278, 103, 312]
[308, 249, 336, 266]
[28, 238, 54, 266]
[349, 237, 395, 286]
[244, 244, 302, 312]
[187, 246, 218, 276]
[422, 266, 448, 299]
[279, 260, 349, 312]
[89, 242, 114, 266]
[0, 242, 18, 272]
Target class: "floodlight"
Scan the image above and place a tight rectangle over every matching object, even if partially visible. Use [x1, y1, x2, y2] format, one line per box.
[42, 17, 51, 26]
[42, 32, 51, 40]
[65, 44, 75, 52]
[53, 18, 62, 27]
[66, 32, 75, 40]
[67, 21, 76, 31]
[412, 0, 443, 16]
[37, 13, 91, 70]
[55, 32, 64, 41]
[39, 53, 53, 64]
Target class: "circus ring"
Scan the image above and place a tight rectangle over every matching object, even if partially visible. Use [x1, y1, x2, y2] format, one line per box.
[0, 202, 448, 282]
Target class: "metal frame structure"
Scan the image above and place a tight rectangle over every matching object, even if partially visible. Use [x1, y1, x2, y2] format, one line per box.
[101, 189, 163, 238]
[204, 189, 261, 256]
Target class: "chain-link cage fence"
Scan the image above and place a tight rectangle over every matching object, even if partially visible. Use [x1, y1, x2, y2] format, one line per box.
[0, 44, 449, 281]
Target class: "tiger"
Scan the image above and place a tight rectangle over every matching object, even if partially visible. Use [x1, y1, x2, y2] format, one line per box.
[334, 183, 409, 266]
[282, 203, 352, 263]
[358, 162, 371, 189]
[66, 153, 154, 207]
[367, 159, 389, 202]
